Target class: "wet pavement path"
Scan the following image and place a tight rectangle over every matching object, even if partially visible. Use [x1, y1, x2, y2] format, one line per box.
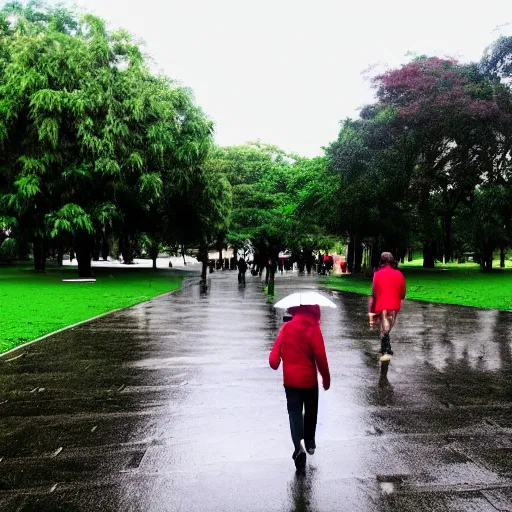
[2, 271, 512, 511]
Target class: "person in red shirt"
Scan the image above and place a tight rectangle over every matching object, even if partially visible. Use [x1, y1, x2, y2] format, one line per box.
[323, 253, 333, 275]
[368, 252, 406, 356]
[269, 304, 330, 473]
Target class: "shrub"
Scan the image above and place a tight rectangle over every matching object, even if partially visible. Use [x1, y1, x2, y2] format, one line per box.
[0, 238, 18, 261]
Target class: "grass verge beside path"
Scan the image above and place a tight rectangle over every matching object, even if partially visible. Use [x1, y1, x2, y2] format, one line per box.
[322, 264, 512, 311]
[0, 266, 183, 354]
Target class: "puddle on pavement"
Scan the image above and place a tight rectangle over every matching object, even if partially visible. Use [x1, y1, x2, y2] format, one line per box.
[380, 481, 395, 495]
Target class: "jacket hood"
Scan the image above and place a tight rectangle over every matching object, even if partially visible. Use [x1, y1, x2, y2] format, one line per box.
[288, 304, 321, 322]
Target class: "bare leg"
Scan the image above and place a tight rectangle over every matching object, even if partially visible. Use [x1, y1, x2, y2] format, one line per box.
[379, 311, 397, 337]
[380, 311, 397, 354]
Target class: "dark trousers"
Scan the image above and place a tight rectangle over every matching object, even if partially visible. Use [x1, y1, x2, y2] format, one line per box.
[238, 270, 246, 284]
[285, 386, 319, 453]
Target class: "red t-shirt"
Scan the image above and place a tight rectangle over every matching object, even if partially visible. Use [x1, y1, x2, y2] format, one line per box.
[370, 265, 406, 313]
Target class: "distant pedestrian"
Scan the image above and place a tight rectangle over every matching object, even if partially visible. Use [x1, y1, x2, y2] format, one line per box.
[317, 253, 323, 274]
[368, 252, 406, 356]
[298, 253, 305, 274]
[237, 257, 247, 285]
[323, 254, 333, 275]
[269, 305, 330, 473]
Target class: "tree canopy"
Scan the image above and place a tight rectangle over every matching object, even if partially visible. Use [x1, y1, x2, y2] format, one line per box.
[0, 1, 215, 276]
[3, 2, 512, 280]
[328, 46, 512, 272]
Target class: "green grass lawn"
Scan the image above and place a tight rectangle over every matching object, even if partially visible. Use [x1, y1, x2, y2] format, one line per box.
[323, 262, 512, 311]
[400, 256, 512, 269]
[0, 265, 183, 354]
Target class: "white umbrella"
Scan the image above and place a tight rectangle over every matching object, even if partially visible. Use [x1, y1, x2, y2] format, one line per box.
[274, 291, 337, 309]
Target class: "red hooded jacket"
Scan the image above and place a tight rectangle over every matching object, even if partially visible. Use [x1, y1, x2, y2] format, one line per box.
[269, 305, 330, 389]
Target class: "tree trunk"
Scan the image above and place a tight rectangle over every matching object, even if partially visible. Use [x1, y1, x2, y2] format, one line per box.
[92, 236, 100, 261]
[76, 238, 92, 278]
[444, 214, 452, 263]
[303, 250, 312, 275]
[353, 235, 363, 274]
[41, 235, 48, 272]
[181, 246, 187, 266]
[201, 259, 208, 285]
[487, 248, 493, 271]
[149, 242, 159, 270]
[218, 248, 223, 270]
[231, 246, 237, 270]
[500, 246, 505, 268]
[435, 241, 443, 262]
[33, 236, 43, 271]
[101, 235, 109, 260]
[347, 236, 354, 273]
[422, 242, 435, 268]
[57, 241, 64, 267]
[481, 248, 493, 272]
[121, 234, 134, 264]
[32, 235, 47, 271]
[408, 249, 413, 262]
[268, 256, 276, 295]
[198, 241, 208, 287]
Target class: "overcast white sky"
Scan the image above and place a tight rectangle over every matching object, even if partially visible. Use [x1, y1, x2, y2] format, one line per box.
[75, 0, 510, 156]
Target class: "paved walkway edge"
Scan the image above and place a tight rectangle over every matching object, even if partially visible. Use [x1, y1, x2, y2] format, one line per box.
[0, 285, 188, 360]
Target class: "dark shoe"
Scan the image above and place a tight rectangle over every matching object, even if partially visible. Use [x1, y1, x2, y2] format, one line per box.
[292, 447, 304, 459]
[306, 441, 316, 455]
[294, 451, 306, 473]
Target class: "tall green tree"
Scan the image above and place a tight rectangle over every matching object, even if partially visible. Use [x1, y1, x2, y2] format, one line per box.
[327, 109, 416, 272]
[206, 144, 340, 291]
[0, 3, 213, 276]
[374, 57, 506, 263]
[162, 163, 231, 286]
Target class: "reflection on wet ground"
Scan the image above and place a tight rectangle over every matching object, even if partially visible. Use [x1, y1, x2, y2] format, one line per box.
[1, 271, 512, 510]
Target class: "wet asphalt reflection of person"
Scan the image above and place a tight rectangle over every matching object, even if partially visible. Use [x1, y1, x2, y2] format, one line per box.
[288, 471, 315, 512]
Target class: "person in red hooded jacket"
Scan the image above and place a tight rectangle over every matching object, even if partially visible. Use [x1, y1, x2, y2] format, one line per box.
[368, 252, 406, 356]
[269, 304, 330, 472]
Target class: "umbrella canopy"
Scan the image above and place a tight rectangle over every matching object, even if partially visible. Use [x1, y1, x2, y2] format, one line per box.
[274, 291, 337, 309]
